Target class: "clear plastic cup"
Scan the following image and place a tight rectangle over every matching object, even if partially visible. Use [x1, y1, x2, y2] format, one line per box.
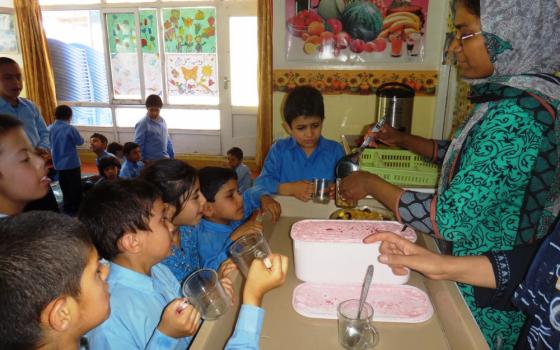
[312, 178, 331, 204]
[338, 299, 379, 349]
[182, 269, 230, 320]
[228, 232, 272, 277]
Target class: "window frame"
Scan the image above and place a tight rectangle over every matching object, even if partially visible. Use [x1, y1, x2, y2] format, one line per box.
[40, 0, 257, 156]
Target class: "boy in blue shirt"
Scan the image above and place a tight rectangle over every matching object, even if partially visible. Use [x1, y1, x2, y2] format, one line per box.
[192, 166, 281, 269]
[134, 94, 174, 162]
[255, 85, 345, 201]
[79, 179, 287, 349]
[89, 132, 114, 166]
[49, 105, 84, 214]
[227, 146, 253, 193]
[0, 211, 110, 350]
[119, 141, 144, 178]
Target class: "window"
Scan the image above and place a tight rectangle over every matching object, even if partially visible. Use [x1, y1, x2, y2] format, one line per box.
[40, 0, 257, 156]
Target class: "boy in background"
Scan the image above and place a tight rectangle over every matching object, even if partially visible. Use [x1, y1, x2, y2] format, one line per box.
[254, 85, 345, 201]
[89, 132, 114, 166]
[79, 179, 287, 349]
[0, 114, 50, 217]
[107, 141, 125, 163]
[95, 156, 120, 186]
[227, 146, 253, 193]
[49, 105, 84, 214]
[134, 94, 174, 162]
[119, 141, 144, 179]
[193, 166, 281, 269]
[0, 211, 110, 350]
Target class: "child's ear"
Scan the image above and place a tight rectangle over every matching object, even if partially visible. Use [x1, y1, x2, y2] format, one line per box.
[118, 232, 142, 254]
[41, 296, 72, 332]
[202, 202, 214, 217]
[281, 121, 292, 135]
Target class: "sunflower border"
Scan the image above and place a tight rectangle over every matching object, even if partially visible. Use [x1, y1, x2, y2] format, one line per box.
[273, 70, 438, 96]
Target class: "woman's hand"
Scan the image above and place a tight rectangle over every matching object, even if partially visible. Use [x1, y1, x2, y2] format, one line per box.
[339, 171, 376, 201]
[367, 124, 405, 148]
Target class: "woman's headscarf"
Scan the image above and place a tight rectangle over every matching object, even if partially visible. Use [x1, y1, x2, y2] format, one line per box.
[470, 0, 560, 101]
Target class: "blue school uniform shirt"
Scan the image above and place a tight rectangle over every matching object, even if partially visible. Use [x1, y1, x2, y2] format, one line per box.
[119, 160, 145, 178]
[161, 225, 202, 283]
[48, 120, 84, 170]
[173, 186, 267, 274]
[87, 262, 265, 350]
[134, 115, 174, 161]
[236, 162, 253, 193]
[0, 96, 49, 149]
[254, 136, 345, 193]
[95, 150, 114, 166]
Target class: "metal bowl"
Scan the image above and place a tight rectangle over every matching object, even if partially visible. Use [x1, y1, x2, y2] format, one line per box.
[329, 206, 392, 221]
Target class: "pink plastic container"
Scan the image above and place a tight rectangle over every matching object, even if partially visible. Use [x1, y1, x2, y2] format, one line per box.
[290, 220, 417, 285]
[292, 282, 433, 323]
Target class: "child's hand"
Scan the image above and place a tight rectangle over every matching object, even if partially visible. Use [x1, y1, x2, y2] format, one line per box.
[218, 258, 237, 278]
[230, 220, 263, 241]
[158, 298, 201, 338]
[289, 181, 314, 202]
[260, 196, 281, 223]
[328, 182, 336, 200]
[220, 277, 236, 306]
[243, 253, 288, 307]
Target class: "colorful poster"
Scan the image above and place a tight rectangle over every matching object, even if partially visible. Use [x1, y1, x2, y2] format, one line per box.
[285, 0, 429, 63]
[162, 8, 216, 54]
[110, 53, 140, 97]
[140, 10, 158, 54]
[166, 53, 218, 97]
[107, 13, 137, 54]
[143, 53, 162, 96]
[0, 13, 18, 53]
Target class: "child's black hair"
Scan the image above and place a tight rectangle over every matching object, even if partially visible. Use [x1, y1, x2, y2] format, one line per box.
[107, 142, 124, 156]
[140, 159, 197, 217]
[0, 211, 92, 349]
[0, 57, 17, 66]
[90, 132, 108, 145]
[145, 94, 163, 109]
[0, 114, 22, 139]
[78, 179, 161, 261]
[54, 105, 73, 121]
[283, 85, 325, 126]
[97, 156, 121, 178]
[198, 166, 237, 203]
[227, 147, 243, 161]
[123, 141, 140, 156]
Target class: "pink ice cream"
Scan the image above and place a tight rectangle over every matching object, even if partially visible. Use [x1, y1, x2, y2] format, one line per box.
[292, 282, 433, 323]
[290, 220, 417, 243]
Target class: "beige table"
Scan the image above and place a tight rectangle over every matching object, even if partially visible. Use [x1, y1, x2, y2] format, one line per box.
[190, 197, 489, 350]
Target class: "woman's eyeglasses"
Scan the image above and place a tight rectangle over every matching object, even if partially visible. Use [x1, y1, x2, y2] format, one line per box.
[454, 31, 482, 44]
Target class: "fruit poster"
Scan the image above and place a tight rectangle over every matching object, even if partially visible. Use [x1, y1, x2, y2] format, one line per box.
[285, 0, 429, 63]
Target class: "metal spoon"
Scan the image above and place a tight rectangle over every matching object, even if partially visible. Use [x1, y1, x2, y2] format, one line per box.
[335, 118, 386, 178]
[345, 265, 374, 347]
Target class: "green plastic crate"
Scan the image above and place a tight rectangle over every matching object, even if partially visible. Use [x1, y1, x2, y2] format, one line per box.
[359, 148, 440, 188]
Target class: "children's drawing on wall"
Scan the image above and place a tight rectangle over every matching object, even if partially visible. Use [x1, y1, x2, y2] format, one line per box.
[285, 0, 429, 63]
[166, 54, 218, 98]
[162, 8, 216, 54]
[0, 13, 18, 53]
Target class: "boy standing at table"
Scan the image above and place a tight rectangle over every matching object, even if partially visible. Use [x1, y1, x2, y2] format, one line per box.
[254, 85, 345, 201]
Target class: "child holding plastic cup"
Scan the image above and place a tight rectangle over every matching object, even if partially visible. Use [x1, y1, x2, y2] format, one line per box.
[80, 178, 289, 349]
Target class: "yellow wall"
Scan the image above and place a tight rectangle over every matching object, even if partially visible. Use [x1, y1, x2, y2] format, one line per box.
[273, 92, 436, 141]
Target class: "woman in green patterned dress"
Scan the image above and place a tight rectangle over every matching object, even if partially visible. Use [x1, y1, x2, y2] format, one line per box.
[340, 0, 560, 348]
